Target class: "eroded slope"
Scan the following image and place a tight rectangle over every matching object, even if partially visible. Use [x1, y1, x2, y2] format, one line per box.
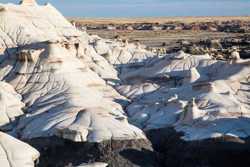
[0, 2, 146, 142]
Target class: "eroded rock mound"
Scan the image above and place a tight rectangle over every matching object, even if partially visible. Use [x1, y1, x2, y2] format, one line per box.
[118, 51, 250, 140]
[0, 1, 145, 143]
[0, 1, 155, 166]
[113, 50, 250, 166]
[0, 131, 39, 167]
[1, 0, 250, 167]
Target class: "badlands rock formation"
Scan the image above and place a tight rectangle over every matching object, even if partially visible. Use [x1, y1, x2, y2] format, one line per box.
[0, 0, 145, 143]
[0, 131, 39, 167]
[0, 1, 155, 166]
[1, 0, 250, 167]
[118, 51, 250, 140]
[0, 81, 24, 128]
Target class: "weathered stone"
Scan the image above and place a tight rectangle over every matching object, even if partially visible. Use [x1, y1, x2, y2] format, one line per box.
[0, 82, 24, 128]
[0, 1, 146, 143]
[0, 132, 39, 167]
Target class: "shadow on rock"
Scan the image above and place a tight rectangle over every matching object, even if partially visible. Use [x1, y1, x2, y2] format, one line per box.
[120, 148, 159, 167]
[146, 127, 250, 167]
[27, 137, 160, 167]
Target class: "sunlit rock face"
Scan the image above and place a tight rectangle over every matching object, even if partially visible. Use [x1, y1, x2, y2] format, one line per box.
[1, 0, 250, 144]
[0, 81, 24, 128]
[0, 132, 39, 167]
[1, 0, 250, 167]
[0, 1, 145, 143]
[115, 51, 250, 141]
[1, 1, 250, 165]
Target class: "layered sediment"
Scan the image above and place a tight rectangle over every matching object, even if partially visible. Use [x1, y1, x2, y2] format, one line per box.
[1, 1, 250, 167]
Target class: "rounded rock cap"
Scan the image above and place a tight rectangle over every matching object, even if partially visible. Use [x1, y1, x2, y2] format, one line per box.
[19, 0, 37, 5]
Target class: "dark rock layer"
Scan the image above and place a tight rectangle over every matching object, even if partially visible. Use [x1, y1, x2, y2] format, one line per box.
[147, 127, 250, 167]
[27, 137, 159, 167]
[25, 128, 250, 167]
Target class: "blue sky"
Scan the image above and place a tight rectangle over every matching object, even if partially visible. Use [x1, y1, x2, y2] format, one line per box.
[1, 0, 250, 17]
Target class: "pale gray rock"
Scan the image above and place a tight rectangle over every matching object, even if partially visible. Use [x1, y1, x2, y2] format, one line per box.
[2, 0, 250, 156]
[93, 39, 110, 55]
[0, 81, 24, 128]
[116, 51, 250, 140]
[0, 131, 39, 167]
[0, 1, 145, 143]
[89, 35, 154, 66]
